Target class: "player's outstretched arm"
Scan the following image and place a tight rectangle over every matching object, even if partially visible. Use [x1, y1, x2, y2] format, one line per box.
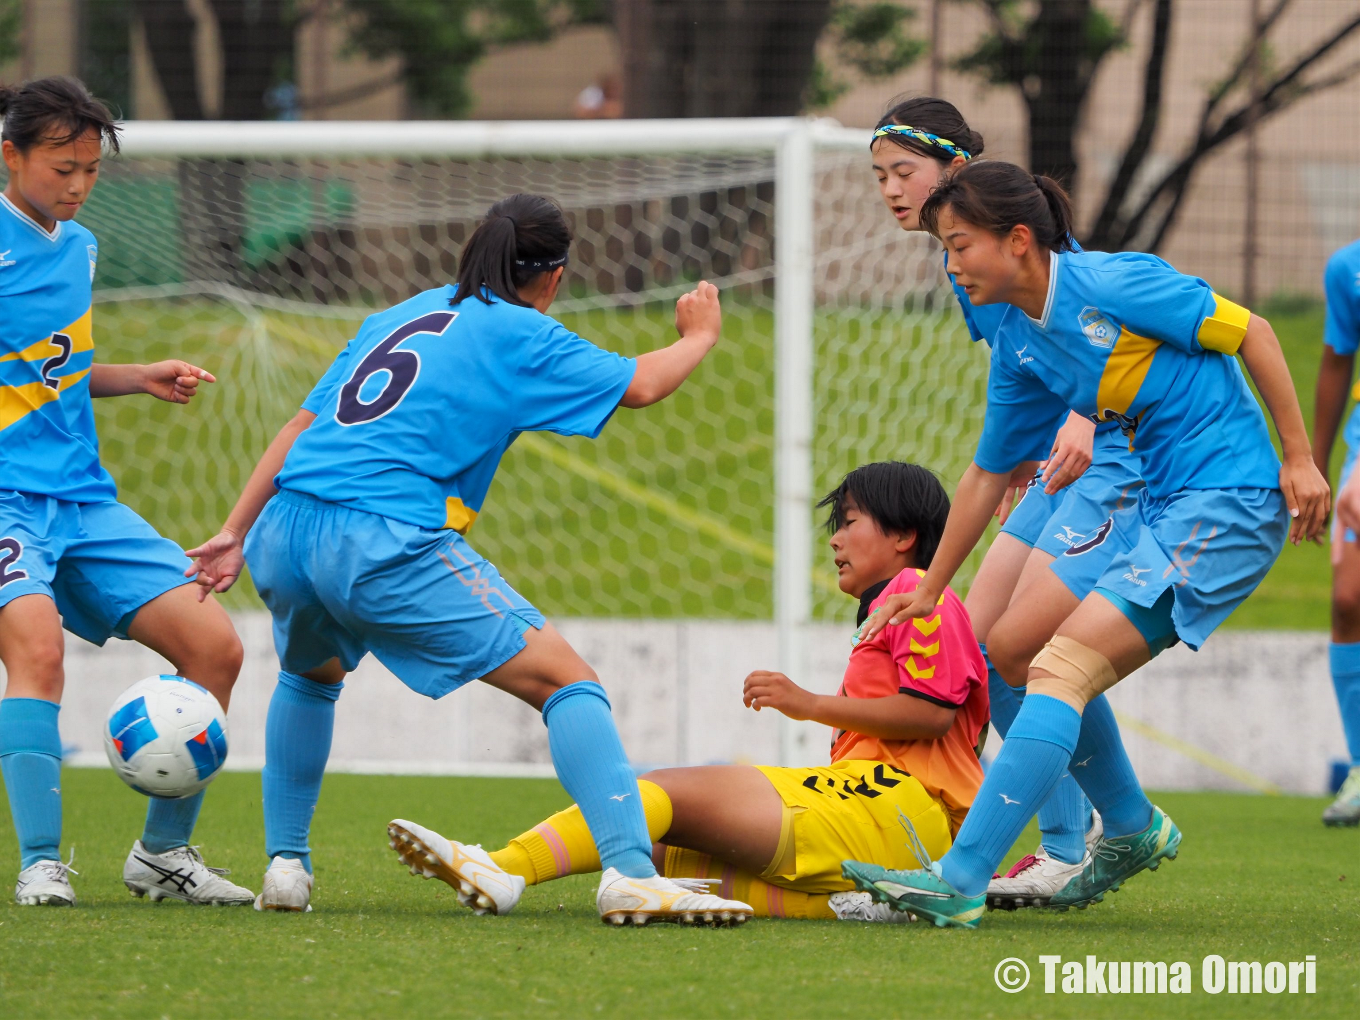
[89, 360, 216, 402]
[1238, 314, 1330, 544]
[860, 463, 1011, 641]
[743, 670, 954, 740]
[619, 281, 721, 408]
[184, 409, 316, 600]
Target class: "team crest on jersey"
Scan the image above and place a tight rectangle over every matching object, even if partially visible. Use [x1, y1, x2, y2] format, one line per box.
[87, 245, 98, 281]
[1078, 306, 1118, 349]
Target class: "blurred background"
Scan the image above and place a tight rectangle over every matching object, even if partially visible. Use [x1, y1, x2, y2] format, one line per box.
[5, 0, 1360, 300]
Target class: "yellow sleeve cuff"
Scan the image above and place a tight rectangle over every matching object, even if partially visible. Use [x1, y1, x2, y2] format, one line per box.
[1197, 295, 1251, 354]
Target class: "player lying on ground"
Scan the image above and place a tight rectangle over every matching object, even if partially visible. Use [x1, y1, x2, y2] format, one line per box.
[0, 77, 252, 908]
[186, 194, 750, 925]
[871, 96, 1142, 907]
[1311, 235, 1360, 826]
[845, 160, 1329, 928]
[387, 461, 988, 923]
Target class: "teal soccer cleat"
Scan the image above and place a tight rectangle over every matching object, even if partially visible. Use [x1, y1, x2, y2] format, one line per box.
[840, 860, 986, 929]
[1048, 805, 1181, 910]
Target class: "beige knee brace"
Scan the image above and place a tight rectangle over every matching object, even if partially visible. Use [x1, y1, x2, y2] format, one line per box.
[1027, 636, 1119, 712]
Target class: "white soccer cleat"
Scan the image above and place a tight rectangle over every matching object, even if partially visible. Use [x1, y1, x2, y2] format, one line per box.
[15, 856, 78, 907]
[829, 890, 915, 923]
[124, 841, 255, 906]
[986, 811, 1103, 911]
[387, 819, 525, 916]
[596, 868, 753, 927]
[254, 856, 314, 912]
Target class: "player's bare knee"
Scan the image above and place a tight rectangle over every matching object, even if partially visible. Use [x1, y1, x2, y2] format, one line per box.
[985, 621, 1032, 687]
[1333, 579, 1360, 635]
[8, 638, 65, 699]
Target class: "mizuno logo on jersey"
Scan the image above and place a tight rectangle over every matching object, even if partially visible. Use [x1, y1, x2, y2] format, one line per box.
[1078, 305, 1118, 348]
[0, 249, 14, 268]
[1015, 345, 1034, 365]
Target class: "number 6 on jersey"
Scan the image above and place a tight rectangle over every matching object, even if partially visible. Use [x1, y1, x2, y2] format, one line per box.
[336, 311, 457, 425]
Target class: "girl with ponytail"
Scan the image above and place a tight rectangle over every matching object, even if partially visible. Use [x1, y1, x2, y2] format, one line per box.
[187, 194, 753, 922]
[845, 159, 1328, 928]
[871, 100, 1148, 911]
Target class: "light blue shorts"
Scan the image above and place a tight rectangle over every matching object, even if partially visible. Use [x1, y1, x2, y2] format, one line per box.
[1038, 431, 1145, 599]
[245, 489, 544, 698]
[999, 476, 1060, 548]
[1094, 486, 1288, 650]
[0, 491, 190, 645]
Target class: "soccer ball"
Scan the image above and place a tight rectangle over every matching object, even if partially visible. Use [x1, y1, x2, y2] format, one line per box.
[103, 675, 229, 799]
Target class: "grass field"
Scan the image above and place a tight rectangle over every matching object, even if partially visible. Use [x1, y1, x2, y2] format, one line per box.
[1, 771, 1356, 1018]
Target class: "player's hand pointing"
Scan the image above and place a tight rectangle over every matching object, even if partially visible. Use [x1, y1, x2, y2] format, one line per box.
[1280, 452, 1330, 545]
[184, 529, 245, 600]
[142, 360, 216, 403]
[743, 670, 817, 719]
[858, 587, 940, 642]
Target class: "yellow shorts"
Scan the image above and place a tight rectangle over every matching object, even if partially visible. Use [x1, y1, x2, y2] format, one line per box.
[748, 759, 953, 894]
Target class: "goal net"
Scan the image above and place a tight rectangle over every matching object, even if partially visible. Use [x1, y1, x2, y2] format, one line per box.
[66, 120, 991, 627]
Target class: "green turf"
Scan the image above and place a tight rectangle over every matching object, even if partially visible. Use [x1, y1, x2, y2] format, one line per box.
[1, 771, 1356, 1018]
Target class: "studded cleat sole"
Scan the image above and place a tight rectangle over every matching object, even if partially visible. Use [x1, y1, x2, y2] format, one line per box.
[387, 821, 503, 915]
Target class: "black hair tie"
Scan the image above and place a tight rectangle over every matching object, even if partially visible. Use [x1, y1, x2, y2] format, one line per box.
[515, 252, 570, 272]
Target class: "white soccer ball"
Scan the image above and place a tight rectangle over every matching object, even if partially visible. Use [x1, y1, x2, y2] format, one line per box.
[103, 675, 229, 799]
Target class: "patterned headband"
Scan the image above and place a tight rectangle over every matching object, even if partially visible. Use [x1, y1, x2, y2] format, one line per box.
[515, 251, 570, 272]
[871, 124, 972, 161]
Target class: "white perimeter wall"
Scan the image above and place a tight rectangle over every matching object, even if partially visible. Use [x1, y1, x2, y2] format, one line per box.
[23, 613, 1348, 795]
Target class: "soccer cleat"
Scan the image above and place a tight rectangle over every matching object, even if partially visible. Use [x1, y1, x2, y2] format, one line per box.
[1048, 805, 1181, 910]
[387, 819, 525, 916]
[829, 890, 915, 924]
[254, 856, 314, 912]
[840, 860, 985, 929]
[596, 868, 753, 926]
[15, 855, 78, 907]
[124, 842, 254, 906]
[987, 810, 1104, 910]
[1322, 766, 1360, 827]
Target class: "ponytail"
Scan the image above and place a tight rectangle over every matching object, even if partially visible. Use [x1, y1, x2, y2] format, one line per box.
[919, 160, 1076, 253]
[0, 76, 120, 154]
[452, 194, 572, 307]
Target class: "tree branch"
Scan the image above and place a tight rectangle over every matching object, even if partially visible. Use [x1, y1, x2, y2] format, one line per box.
[1086, 0, 1171, 247]
[1112, 7, 1360, 250]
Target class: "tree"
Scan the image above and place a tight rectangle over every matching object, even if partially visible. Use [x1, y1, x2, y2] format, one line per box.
[0, 0, 21, 66]
[955, 0, 1360, 253]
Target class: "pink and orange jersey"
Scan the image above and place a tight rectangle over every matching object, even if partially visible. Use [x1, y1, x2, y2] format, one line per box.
[831, 567, 989, 832]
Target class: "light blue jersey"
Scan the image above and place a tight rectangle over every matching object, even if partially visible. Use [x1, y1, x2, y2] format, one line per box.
[1324, 239, 1360, 453]
[278, 286, 637, 533]
[978, 250, 1278, 498]
[947, 249, 1139, 556]
[0, 194, 115, 502]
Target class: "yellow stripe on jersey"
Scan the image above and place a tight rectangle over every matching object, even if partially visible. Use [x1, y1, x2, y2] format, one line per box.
[0, 310, 95, 432]
[0, 370, 91, 432]
[1352, 378, 1360, 403]
[1095, 327, 1160, 420]
[0, 309, 94, 364]
[443, 496, 479, 534]
[1196, 294, 1251, 354]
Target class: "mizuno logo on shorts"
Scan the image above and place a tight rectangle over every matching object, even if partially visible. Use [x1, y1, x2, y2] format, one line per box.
[1062, 517, 1114, 556]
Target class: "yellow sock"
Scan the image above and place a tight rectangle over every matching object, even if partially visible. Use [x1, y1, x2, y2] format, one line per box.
[662, 846, 835, 920]
[488, 779, 673, 885]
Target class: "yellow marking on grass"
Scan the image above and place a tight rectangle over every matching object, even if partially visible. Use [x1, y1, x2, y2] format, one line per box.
[517, 432, 843, 597]
[1112, 710, 1282, 795]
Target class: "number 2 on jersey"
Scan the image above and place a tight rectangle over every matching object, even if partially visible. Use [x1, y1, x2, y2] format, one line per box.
[335, 311, 457, 425]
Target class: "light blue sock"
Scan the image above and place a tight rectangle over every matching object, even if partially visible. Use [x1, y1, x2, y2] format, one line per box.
[142, 791, 206, 854]
[983, 649, 1090, 865]
[1330, 641, 1360, 766]
[542, 681, 655, 879]
[939, 694, 1080, 897]
[262, 671, 342, 874]
[1067, 693, 1152, 838]
[0, 698, 63, 869]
